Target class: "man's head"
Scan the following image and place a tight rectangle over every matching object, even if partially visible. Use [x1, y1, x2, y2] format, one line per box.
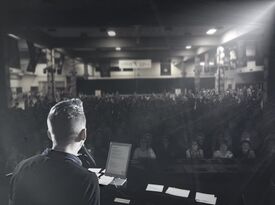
[47, 99, 86, 151]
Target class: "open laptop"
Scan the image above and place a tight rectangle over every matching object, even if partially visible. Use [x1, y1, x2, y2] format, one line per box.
[104, 142, 132, 186]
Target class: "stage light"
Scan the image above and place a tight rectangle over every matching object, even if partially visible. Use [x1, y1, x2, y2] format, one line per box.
[186, 45, 192, 49]
[206, 28, 217, 35]
[115, 47, 121, 51]
[107, 30, 116, 37]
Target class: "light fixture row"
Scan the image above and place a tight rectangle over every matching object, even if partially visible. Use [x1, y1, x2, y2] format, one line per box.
[108, 28, 217, 37]
[109, 27, 217, 51]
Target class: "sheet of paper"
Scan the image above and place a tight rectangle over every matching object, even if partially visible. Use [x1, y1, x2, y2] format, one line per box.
[146, 184, 164, 192]
[165, 187, 190, 198]
[196, 197, 217, 205]
[98, 175, 114, 185]
[88, 168, 102, 174]
[195, 192, 217, 205]
[114, 197, 131, 204]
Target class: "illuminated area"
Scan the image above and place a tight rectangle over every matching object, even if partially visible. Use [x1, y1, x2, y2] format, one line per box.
[0, 1, 275, 205]
[206, 28, 217, 35]
[185, 45, 192, 49]
[107, 30, 116, 37]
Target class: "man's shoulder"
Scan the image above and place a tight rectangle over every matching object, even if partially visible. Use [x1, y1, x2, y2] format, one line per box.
[14, 154, 44, 172]
[14, 154, 97, 181]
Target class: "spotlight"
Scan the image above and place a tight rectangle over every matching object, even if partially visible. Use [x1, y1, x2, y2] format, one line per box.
[206, 28, 217, 35]
[107, 30, 116, 37]
[186, 45, 192, 49]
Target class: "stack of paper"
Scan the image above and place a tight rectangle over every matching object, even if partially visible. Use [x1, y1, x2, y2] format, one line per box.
[145, 184, 164, 192]
[98, 175, 114, 185]
[88, 168, 102, 177]
[165, 187, 190, 198]
[114, 198, 131, 204]
[195, 192, 217, 205]
[88, 168, 102, 173]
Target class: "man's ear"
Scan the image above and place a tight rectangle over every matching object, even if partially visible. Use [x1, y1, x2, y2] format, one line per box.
[77, 128, 87, 142]
[47, 130, 52, 141]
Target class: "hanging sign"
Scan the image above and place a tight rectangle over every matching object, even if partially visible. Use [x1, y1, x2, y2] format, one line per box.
[119, 59, 152, 69]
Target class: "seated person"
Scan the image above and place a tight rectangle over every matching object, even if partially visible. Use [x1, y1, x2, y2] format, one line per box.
[213, 141, 233, 159]
[186, 140, 204, 159]
[133, 134, 156, 160]
[155, 135, 175, 161]
[238, 139, 256, 160]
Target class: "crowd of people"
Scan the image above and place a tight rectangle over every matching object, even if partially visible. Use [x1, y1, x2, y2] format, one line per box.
[1, 86, 273, 173]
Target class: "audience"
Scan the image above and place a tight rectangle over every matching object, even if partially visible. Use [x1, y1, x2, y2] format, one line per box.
[186, 140, 204, 159]
[238, 139, 256, 160]
[155, 135, 176, 161]
[213, 141, 233, 159]
[133, 134, 156, 160]
[0, 86, 267, 173]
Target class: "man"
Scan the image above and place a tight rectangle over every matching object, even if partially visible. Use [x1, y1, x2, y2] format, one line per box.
[9, 99, 100, 205]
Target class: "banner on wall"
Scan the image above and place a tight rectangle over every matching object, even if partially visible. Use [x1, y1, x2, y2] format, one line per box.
[160, 61, 171, 76]
[119, 59, 152, 69]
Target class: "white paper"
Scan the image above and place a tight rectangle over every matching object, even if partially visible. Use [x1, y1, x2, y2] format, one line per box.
[88, 168, 102, 174]
[195, 192, 217, 205]
[99, 175, 114, 185]
[146, 184, 164, 192]
[114, 197, 131, 204]
[165, 187, 190, 198]
[196, 197, 217, 205]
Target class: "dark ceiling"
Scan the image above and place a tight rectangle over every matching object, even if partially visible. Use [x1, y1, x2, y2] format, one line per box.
[0, 0, 273, 62]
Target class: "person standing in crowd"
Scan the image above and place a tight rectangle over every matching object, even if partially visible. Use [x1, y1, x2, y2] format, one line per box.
[186, 140, 204, 159]
[213, 141, 233, 159]
[133, 133, 156, 160]
[9, 99, 100, 205]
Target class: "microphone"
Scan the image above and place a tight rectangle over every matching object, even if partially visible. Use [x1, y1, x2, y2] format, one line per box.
[79, 145, 97, 167]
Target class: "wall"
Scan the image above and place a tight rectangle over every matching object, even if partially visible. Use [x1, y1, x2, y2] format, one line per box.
[73, 60, 216, 80]
[10, 63, 67, 94]
[224, 61, 264, 89]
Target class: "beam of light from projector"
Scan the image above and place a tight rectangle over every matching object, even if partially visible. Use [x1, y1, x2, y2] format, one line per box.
[221, 2, 275, 44]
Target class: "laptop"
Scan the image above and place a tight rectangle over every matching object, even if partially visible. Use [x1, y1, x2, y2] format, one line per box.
[104, 142, 132, 186]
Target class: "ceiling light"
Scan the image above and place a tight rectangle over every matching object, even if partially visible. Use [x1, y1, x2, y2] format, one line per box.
[206, 28, 217, 35]
[209, 62, 215, 66]
[200, 62, 205, 66]
[8, 33, 20, 40]
[115, 47, 121, 51]
[107, 30, 116, 37]
[186, 45, 192, 49]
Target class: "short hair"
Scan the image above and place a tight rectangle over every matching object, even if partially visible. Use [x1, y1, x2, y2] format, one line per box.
[47, 98, 86, 144]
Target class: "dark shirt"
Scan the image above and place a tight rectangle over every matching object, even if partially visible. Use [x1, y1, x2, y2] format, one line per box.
[9, 149, 100, 205]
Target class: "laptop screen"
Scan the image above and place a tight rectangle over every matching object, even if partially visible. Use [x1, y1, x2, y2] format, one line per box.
[105, 142, 132, 178]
